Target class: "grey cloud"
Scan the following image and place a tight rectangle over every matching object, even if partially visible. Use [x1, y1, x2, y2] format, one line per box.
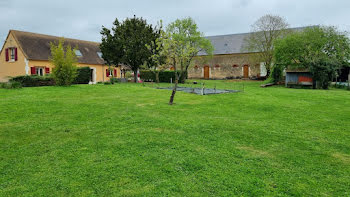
[1, 0, 350, 47]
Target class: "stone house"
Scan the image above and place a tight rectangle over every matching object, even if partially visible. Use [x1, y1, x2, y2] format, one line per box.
[0, 30, 121, 82]
[188, 32, 266, 79]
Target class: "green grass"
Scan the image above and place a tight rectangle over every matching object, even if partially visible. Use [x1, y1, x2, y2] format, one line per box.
[0, 81, 349, 196]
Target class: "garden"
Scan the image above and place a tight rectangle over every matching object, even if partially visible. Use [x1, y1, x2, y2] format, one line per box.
[0, 80, 349, 196]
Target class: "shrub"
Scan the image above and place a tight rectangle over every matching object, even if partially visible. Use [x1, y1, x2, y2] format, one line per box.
[110, 77, 118, 84]
[140, 70, 187, 83]
[269, 65, 284, 84]
[0, 81, 22, 89]
[74, 67, 91, 84]
[50, 39, 78, 86]
[10, 81, 22, 89]
[10, 75, 55, 87]
[104, 81, 111, 85]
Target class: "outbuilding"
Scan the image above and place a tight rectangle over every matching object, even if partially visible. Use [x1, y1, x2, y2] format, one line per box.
[285, 68, 313, 88]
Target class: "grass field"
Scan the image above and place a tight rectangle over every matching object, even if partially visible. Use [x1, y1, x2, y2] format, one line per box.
[0, 80, 349, 196]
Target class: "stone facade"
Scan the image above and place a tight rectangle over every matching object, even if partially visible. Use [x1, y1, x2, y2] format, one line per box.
[188, 53, 262, 79]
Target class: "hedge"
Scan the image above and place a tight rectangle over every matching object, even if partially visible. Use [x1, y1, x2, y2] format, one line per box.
[10, 75, 55, 87]
[10, 67, 92, 87]
[140, 70, 187, 83]
[74, 67, 91, 84]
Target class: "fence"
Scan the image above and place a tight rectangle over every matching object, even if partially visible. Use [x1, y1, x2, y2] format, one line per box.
[141, 79, 245, 95]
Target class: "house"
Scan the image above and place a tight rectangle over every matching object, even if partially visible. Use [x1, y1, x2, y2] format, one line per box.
[188, 27, 310, 80]
[189, 32, 264, 79]
[285, 68, 313, 88]
[0, 30, 121, 83]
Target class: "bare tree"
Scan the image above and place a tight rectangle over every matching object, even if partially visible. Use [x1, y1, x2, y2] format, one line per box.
[243, 14, 289, 77]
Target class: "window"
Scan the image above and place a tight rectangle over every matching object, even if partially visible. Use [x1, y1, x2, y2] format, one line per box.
[9, 48, 15, 61]
[97, 52, 103, 58]
[75, 50, 82, 57]
[109, 69, 113, 76]
[36, 67, 44, 76]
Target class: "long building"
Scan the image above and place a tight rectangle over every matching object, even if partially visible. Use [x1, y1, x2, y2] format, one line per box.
[0, 30, 120, 82]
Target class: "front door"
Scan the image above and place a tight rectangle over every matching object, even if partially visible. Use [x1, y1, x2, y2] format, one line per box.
[243, 65, 249, 78]
[204, 66, 209, 79]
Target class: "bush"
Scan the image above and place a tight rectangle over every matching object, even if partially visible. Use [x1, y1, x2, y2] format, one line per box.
[74, 67, 91, 84]
[10, 75, 55, 87]
[0, 81, 22, 89]
[269, 65, 284, 84]
[104, 81, 111, 85]
[110, 77, 118, 84]
[140, 70, 187, 83]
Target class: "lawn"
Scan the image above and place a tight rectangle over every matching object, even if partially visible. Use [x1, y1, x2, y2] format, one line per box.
[0, 80, 349, 196]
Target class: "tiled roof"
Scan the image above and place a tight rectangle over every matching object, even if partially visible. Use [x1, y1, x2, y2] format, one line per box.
[198, 26, 313, 56]
[11, 30, 104, 65]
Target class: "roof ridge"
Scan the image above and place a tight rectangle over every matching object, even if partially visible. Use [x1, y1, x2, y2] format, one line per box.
[10, 29, 100, 45]
[205, 26, 316, 38]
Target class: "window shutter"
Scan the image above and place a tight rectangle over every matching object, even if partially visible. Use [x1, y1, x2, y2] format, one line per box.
[15, 48, 18, 61]
[106, 69, 109, 77]
[5, 48, 9, 61]
[31, 67, 36, 75]
[45, 67, 50, 74]
[114, 69, 117, 77]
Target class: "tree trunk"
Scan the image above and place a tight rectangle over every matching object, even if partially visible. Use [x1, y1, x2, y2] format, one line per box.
[156, 71, 160, 84]
[134, 70, 138, 83]
[169, 79, 178, 105]
[266, 68, 271, 79]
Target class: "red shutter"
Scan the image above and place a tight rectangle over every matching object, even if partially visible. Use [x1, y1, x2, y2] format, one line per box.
[114, 69, 117, 77]
[5, 48, 9, 61]
[45, 67, 50, 74]
[106, 69, 109, 77]
[14, 48, 18, 61]
[31, 67, 36, 75]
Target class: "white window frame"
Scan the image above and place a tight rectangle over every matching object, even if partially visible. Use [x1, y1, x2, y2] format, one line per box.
[36, 67, 44, 76]
[109, 69, 113, 77]
[9, 48, 15, 61]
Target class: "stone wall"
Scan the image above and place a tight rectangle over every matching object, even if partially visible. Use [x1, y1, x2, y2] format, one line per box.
[188, 53, 261, 79]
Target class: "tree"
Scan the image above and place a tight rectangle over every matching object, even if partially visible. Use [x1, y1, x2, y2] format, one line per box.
[144, 21, 167, 83]
[243, 14, 289, 77]
[50, 39, 78, 86]
[101, 16, 155, 83]
[100, 22, 124, 81]
[274, 26, 350, 89]
[163, 17, 214, 105]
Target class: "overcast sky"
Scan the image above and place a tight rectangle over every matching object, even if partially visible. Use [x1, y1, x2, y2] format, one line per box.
[1, 0, 350, 46]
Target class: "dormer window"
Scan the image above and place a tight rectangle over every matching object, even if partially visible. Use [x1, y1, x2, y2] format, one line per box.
[97, 52, 103, 59]
[75, 50, 82, 57]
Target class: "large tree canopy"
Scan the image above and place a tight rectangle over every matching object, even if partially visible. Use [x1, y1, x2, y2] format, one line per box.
[244, 14, 289, 77]
[100, 16, 155, 82]
[274, 26, 350, 89]
[163, 17, 214, 105]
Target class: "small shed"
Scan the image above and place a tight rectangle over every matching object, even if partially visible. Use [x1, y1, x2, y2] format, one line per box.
[285, 68, 313, 88]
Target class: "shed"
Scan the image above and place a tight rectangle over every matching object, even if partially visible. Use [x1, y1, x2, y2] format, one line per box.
[285, 68, 313, 88]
